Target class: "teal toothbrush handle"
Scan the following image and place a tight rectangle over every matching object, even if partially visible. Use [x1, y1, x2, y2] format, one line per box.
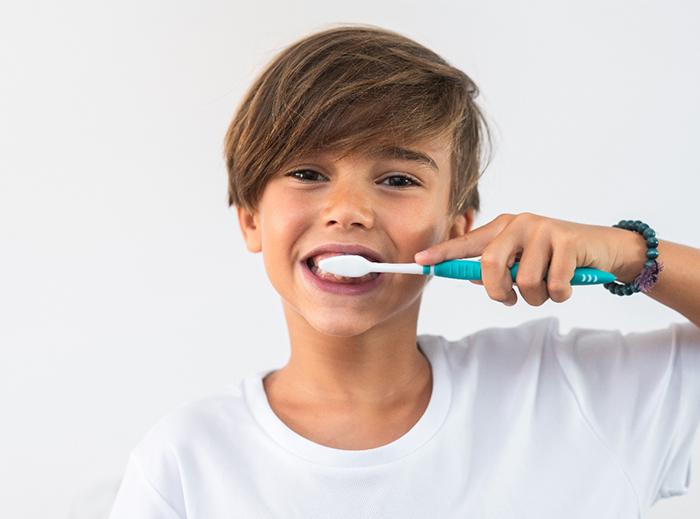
[423, 259, 616, 285]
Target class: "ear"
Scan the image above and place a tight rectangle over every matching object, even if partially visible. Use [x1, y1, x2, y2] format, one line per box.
[236, 205, 262, 253]
[447, 207, 475, 240]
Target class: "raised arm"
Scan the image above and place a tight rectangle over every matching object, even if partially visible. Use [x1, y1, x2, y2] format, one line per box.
[615, 234, 700, 328]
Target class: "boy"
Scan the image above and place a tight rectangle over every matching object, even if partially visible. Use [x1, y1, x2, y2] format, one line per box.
[109, 24, 700, 518]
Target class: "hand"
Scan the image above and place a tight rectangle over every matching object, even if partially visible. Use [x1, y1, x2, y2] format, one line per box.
[414, 212, 634, 307]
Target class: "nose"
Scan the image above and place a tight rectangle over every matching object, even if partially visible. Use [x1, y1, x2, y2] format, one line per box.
[320, 178, 375, 230]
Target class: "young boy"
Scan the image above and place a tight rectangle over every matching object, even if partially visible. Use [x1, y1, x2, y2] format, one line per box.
[109, 24, 700, 518]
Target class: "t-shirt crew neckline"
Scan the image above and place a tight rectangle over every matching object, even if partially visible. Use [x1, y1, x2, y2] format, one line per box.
[242, 335, 452, 468]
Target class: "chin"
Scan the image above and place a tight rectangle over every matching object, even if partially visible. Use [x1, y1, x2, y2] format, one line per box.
[305, 314, 376, 338]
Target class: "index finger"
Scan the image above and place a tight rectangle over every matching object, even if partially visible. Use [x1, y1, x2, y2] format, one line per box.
[414, 214, 516, 265]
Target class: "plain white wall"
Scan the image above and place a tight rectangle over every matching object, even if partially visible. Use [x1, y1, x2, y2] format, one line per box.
[1, 0, 698, 517]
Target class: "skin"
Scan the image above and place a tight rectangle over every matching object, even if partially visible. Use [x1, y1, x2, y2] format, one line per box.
[237, 131, 700, 449]
[415, 212, 700, 326]
[237, 131, 474, 449]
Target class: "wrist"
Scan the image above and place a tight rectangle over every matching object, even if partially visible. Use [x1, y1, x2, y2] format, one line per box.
[613, 227, 649, 284]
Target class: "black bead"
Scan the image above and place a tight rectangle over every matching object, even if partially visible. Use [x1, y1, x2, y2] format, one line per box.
[606, 220, 660, 297]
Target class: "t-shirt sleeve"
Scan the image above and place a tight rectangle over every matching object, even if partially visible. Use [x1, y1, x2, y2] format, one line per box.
[108, 418, 187, 519]
[108, 452, 185, 519]
[551, 318, 700, 507]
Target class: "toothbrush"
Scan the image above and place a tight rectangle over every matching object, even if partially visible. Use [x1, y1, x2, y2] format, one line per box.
[317, 255, 617, 285]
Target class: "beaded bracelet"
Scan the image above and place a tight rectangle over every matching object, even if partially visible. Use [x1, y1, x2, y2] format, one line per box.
[603, 219, 664, 296]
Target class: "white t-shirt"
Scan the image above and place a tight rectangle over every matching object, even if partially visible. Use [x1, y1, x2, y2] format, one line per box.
[108, 316, 700, 518]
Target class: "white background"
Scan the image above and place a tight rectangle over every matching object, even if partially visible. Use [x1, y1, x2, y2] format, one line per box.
[1, 1, 698, 518]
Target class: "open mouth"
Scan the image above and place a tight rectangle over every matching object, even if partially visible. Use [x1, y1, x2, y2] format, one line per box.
[305, 255, 380, 284]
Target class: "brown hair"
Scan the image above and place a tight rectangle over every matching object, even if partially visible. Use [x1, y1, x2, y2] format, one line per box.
[223, 23, 492, 217]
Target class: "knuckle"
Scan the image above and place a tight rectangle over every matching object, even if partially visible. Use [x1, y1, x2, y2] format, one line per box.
[547, 281, 571, 301]
[516, 273, 541, 290]
[515, 212, 539, 224]
[547, 279, 567, 293]
[480, 253, 498, 269]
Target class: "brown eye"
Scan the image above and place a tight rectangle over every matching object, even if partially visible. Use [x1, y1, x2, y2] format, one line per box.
[284, 170, 420, 187]
[285, 170, 326, 182]
[380, 175, 420, 188]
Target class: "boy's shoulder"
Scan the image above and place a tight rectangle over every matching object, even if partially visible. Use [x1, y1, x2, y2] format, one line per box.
[431, 315, 560, 361]
[432, 315, 559, 345]
[132, 383, 249, 458]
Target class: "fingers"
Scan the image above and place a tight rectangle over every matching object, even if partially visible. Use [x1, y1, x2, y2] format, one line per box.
[479, 230, 521, 307]
[546, 240, 576, 303]
[513, 235, 551, 307]
[418, 212, 577, 308]
[414, 214, 515, 265]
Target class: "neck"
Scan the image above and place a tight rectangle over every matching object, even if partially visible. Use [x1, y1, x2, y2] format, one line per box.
[267, 298, 431, 413]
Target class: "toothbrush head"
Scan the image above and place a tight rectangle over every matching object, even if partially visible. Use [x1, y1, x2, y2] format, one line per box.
[316, 254, 374, 277]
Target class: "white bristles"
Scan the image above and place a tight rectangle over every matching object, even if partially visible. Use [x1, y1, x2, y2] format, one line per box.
[316, 254, 426, 277]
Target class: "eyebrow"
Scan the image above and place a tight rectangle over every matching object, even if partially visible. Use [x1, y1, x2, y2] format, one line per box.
[369, 146, 439, 173]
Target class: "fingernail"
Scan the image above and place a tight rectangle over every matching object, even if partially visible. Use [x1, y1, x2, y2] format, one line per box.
[415, 251, 428, 262]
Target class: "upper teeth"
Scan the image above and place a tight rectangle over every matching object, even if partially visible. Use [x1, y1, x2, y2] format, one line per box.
[310, 252, 372, 266]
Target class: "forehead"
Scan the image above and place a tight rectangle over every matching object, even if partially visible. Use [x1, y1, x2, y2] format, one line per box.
[303, 133, 451, 173]
[366, 145, 439, 172]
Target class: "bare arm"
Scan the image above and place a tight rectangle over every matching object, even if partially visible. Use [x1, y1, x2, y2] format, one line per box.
[615, 232, 700, 328]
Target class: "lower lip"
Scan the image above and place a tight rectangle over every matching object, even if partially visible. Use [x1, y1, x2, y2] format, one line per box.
[300, 260, 385, 295]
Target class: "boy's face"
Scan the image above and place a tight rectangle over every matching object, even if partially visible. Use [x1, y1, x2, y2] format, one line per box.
[237, 132, 474, 337]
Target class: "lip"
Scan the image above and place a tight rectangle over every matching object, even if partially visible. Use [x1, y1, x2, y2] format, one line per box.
[300, 257, 385, 295]
[300, 243, 386, 264]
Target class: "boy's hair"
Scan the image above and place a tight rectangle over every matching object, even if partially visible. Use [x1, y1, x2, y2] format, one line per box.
[224, 24, 492, 217]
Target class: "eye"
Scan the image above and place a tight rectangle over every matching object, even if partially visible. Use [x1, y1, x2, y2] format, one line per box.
[380, 174, 421, 188]
[284, 169, 421, 188]
[285, 169, 326, 182]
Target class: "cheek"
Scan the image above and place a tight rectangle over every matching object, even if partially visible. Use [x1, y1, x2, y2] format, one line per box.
[259, 197, 319, 280]
[387, 206, 447, 259]
[259, 190, 310, 243]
